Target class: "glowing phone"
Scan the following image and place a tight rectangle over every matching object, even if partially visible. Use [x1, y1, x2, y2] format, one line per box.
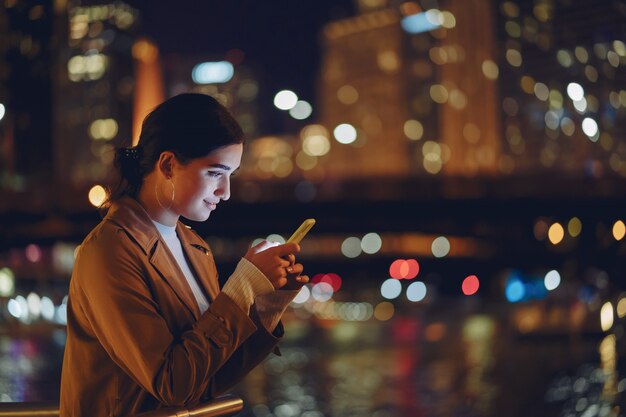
[287, 219, 316, 244]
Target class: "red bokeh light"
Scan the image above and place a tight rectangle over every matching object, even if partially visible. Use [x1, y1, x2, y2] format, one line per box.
[389, 259, 420, 279]
[311, 273, 342, 292]
[462, 275, 480, 295]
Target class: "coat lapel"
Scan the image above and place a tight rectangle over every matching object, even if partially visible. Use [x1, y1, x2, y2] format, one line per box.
[149, 241, 201, 320]
[105, 197, 203, 320]
[176, 224, 220, 302]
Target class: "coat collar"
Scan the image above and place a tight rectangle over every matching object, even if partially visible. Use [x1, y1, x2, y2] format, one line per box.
[104, 197, 218, 319]
[104, 197, 210, 256]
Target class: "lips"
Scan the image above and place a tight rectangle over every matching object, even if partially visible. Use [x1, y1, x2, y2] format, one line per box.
[203, 200, 218, 210]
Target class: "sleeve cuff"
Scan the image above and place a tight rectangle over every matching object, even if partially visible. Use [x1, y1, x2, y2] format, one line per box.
[254, 289, 300, 331]
[221, 258, 275, 315]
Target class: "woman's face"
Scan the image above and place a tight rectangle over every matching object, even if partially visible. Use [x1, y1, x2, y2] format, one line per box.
[170, 143, 243, 222]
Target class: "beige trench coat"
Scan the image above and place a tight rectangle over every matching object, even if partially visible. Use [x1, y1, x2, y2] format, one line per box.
[60, 197, 282, 416]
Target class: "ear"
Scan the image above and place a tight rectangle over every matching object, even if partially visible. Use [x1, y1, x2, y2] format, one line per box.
[157, 151, 177, 179]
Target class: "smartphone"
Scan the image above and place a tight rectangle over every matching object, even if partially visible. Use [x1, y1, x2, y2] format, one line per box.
[287, 219, 316, 244]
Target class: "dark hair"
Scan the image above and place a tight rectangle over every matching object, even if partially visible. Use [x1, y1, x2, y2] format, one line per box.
[105, 93, 244, 206]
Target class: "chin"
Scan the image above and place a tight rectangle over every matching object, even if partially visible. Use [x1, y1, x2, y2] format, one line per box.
[182, 211, 211, 223]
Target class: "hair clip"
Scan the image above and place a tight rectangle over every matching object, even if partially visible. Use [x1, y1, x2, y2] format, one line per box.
[123, 146, 142, 160]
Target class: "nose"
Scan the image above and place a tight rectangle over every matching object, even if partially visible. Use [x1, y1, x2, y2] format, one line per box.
[216, 176, 231, 201]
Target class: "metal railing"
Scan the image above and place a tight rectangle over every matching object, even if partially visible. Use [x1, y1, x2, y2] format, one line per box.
[0, 395, 243, 417]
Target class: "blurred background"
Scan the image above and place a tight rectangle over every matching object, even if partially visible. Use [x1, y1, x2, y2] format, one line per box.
[1, 0, 626, 416]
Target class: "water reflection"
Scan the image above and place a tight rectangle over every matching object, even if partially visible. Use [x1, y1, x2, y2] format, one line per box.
[0, 305, 623, 417]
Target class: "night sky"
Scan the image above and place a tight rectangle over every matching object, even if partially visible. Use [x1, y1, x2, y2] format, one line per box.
[125, 0, 356, 105]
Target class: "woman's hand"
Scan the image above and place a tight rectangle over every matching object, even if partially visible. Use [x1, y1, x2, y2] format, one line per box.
[244, 240, 308, 290]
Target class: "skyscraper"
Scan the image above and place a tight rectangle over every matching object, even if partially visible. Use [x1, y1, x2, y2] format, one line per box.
[316, 0, 626, 180]
[53, 1, 139, 188]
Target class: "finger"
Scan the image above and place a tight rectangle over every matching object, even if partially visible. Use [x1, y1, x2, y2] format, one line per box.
[296, 275, 309, 283]
[270, 242, 301, 257]
[278, 258, 292, 269]
[279, 253, 296, 266]
[286, 263, 304, 275]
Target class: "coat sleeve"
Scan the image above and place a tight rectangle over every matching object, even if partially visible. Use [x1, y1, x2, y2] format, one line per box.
[204, 305, 284, 399]
[72, 227, 259, 407]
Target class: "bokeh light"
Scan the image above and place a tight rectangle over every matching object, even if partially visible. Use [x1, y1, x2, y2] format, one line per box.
[25, 244, 42, 263]
[274, 90, 298, 110]
[374, 302, 394, 321]
[337, 85, 359, 104]
[462, 275, 480, 295]
[266, 234, 286, 244]
[431, 236, 450, 258]
[482, 60, 499, 80]
[424, 323, 446, 342]
[302, 135, 330, 156]
[0, 268, 15, 297]
[191, 61, 234, 84]
[333, 123, 357, 144]
[544, 270, 561, 291]
[617, 296, 626, 318]
[582, 117, 599, 140]
[406, 281, 427, 302]
[312, 273, 342, 292]
[88, 185, 107, 207]
[289, 100, 313, 120]
[389, 259, 419, 279]
[361, 232, 382, 254]
[381, 278, 402, 300]
[404, 119, 424, 140]
[567, 217, 582, 237]
[311, 282, 334, 302]
[548, 223, 565, 244]
[566, 82, 584, 101]
[613, 220, 625, 240]
[292, 285, 311, 304]
[600, 302, 614, 332]
[341, 237, 362, 258]
[505, 276, 525, 302]
[40, 297, 55, 321]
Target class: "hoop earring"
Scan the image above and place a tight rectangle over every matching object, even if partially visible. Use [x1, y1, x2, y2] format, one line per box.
[155, 179, 175, 210]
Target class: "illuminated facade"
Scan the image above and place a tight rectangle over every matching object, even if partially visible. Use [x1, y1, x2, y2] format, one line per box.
[318, 9, 412, 178]
[0, 0, 57, 190]
[53, 1, 138, 187]
[318, 0, 501, 179]
[318, 0, 626, 179]
[160, 53, 264, 139]
[495, 0, 626, 177]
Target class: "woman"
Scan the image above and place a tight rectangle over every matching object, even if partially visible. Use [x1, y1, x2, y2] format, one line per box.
[60, 93, 308, 416]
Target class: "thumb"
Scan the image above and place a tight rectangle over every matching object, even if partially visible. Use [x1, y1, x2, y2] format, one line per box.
[250, 240, 276, 254]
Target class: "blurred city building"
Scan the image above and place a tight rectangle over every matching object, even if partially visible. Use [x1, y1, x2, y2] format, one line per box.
[160, 51, 264, 139]
[0, 0, 57, 190]
[0, 1, 141, 194]
[54, 0, 138, 188]
[316, 0, 626, 179]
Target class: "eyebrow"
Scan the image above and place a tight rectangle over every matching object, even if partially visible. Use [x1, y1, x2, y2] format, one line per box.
[208, 163, 232, 171]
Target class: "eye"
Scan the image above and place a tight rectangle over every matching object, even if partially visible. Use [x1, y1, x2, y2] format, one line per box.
[206, 171, 223, 178]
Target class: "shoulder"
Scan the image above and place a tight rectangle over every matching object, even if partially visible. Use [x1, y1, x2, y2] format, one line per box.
[79, 219, 137, 256]
[73, 220, 146, 284]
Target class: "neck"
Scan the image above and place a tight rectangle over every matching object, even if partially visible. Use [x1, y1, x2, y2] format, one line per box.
[137, 175, 179, 227]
